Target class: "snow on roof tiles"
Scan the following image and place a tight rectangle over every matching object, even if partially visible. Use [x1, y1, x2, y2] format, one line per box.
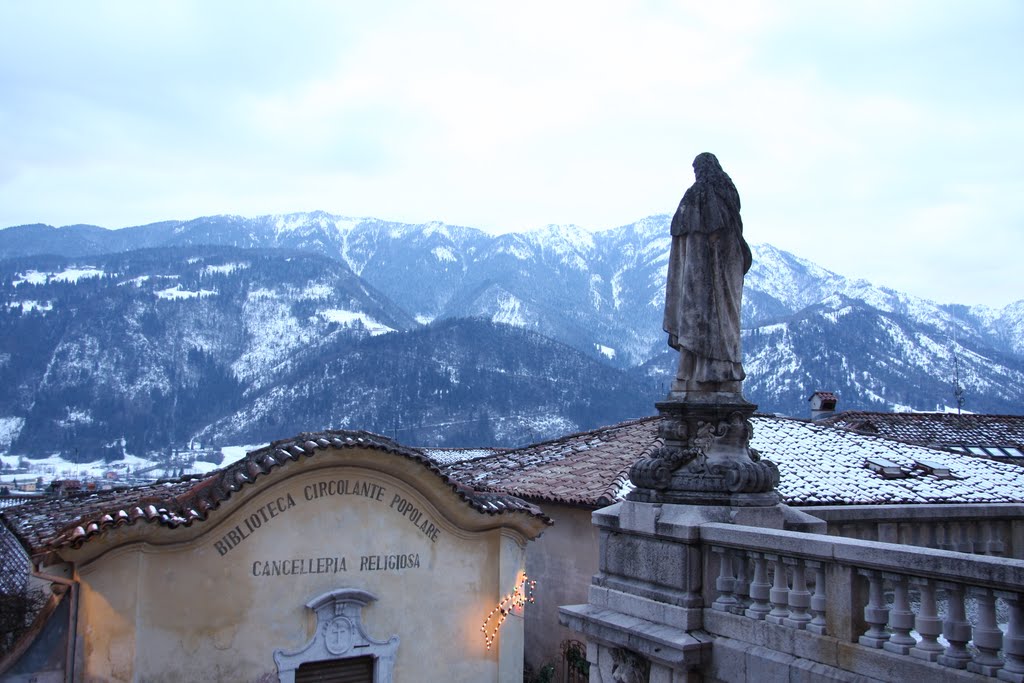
[419, 447, 506, 466]
[758, 416, 1024, 505]
[0, 430, 549, 557]
[445, 415, 1024, 508]
[820, 411, 1024, 452]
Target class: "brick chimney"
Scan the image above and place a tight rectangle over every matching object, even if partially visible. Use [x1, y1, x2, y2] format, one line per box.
[809, 391, 838, 421]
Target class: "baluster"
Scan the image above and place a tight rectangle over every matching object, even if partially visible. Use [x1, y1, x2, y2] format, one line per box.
[712, 547, 737, 612]
[732, 551, 750, 614]
[909, 578, 944, 662]
[744, 553, 771, 620]
[882, 574, 915, 655]
[968, 588, 1003, 676]
[998, 593, 1024, 683]
[965, 521, 979, 555]
[967, 522, 981, 553]
[765, 555, 790, 625]
[909, 521, 924, 549]
[990, 521, 1007, 556]
[858, 570, 890, 647]
[956, 522, 973, 554]
[939, 522, 955, 550]
[978, 522, 992, 555]
[937, 583, 972, 668]
[784, 558, 811, 629]
[806, 561, 827, 635]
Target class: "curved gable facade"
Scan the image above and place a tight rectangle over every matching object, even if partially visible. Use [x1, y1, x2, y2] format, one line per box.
[5, 432, 549, 682]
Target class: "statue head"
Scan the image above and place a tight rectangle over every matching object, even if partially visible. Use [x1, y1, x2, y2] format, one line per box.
[692, 152, 723, 180]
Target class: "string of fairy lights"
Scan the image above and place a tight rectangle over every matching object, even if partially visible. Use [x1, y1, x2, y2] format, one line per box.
[481, 575, 536, 650]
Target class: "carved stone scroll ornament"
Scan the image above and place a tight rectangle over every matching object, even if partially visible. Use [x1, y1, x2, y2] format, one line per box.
[708, 459, 780, 493]
[629, 445, 701, 490]
[274, 588, 398, 683]
[630, 406, 777, 495]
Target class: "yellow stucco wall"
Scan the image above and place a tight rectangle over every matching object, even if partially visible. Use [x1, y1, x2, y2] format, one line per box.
[69, 452, 534, 682]
[523, 503, 598, 675]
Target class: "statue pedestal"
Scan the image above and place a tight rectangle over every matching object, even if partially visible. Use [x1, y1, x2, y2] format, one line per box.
[560, 396, 824, 680]
[628, 399, 779, 507]
[559, 500, 722, 678]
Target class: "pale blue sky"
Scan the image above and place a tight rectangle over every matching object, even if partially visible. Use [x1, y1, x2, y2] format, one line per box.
[1, 1, 1021, 307]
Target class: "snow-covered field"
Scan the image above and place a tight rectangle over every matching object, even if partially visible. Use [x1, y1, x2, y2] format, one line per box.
[0, 446, 257, 486]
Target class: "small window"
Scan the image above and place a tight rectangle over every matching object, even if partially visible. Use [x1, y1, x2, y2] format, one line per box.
[989, 446, 1024, 458]
[296, 655, 374, 683]
[864, 457, 905, 478]
[913, 460, 952, 478]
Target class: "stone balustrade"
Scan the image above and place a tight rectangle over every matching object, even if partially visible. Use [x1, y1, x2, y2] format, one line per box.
[701, 522, 1024, 681]
[801, 504, 1024, 559]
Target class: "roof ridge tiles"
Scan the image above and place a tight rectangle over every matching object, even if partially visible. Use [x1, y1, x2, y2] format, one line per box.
[443, 416, 660, 473]
[1, 428, 550, 558]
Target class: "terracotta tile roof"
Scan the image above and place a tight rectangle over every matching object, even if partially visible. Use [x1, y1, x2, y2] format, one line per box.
[0, 430, 550, 558]
[820, 411, 1024, 455]
[443, 417, 660, 507]
[443, 415, 1024, 508]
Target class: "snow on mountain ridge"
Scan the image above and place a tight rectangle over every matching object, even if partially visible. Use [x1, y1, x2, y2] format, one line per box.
[432, 246, 457, 263]
[492, 293, 529, 328]
[525, 224, 596, 270]
[317, 309, 394, 336]
[747, 243, 843, 310]
[202, 263, 249, 276]
[155, 285, 217, 300]
[422, 221, 452, 240]
[14, 267, 106, 286]
[0, 417, 24, 450]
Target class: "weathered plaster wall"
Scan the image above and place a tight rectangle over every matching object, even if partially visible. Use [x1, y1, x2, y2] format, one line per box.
[523, 503, 598, 674]
[71, 456, 530, 682]
[77, 549, 140, 682]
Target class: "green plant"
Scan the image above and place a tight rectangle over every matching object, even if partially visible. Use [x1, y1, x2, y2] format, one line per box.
[523, 661, 556, 683]
[566, 644, 590, 675]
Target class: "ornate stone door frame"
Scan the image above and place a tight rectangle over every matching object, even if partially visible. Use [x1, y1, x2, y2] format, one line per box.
[274, 588, 399, 683]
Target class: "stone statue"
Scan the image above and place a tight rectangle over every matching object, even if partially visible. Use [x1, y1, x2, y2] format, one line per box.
[663, 152, 751, 399]
[629, 152, 779, 505]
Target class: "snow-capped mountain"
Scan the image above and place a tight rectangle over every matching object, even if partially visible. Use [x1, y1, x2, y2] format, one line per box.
[0, 212, 1021, 458]
[0, 247, 414, 456]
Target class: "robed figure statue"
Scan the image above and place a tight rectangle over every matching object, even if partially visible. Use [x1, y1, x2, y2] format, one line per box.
[663, 152, 751, 398]
[630, 151, 780, 501]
